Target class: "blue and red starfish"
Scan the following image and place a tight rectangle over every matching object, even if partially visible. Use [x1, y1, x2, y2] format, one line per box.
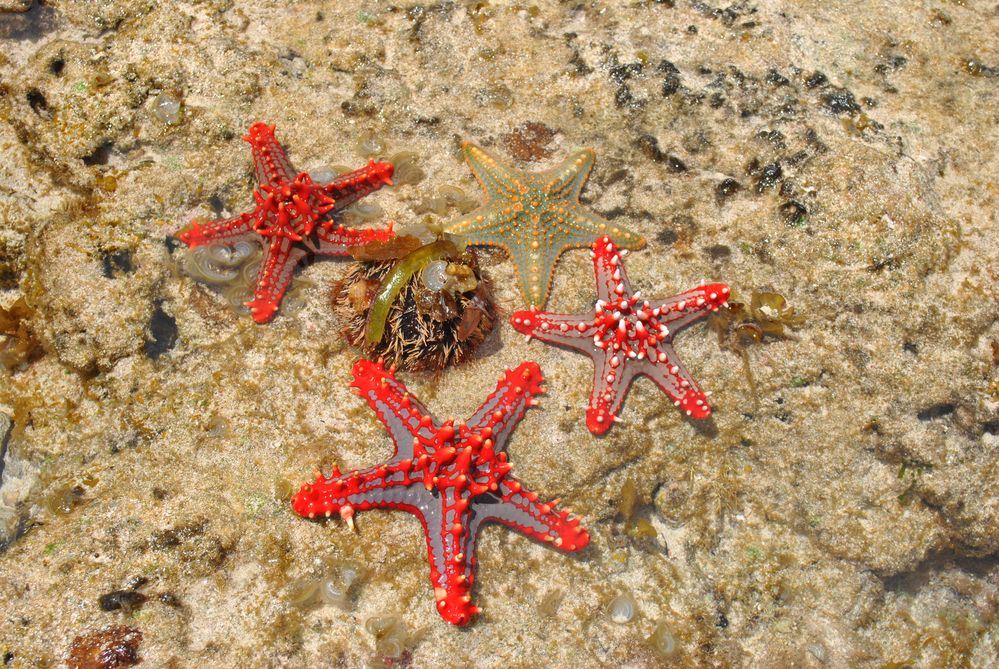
[178, 122, 395, 323]
[511, 237, 729, 434]
[291, 359, 589, 626]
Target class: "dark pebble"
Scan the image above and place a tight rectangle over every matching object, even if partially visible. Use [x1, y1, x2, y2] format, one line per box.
[805, 71, 828, 88]
[704, 244, 731, 260]
[666, 155, 687, 173]
[755, 162, 783, 192]
[716, 178, 741, 199]
[101, 250, 134, 279]
[144, 300, 178, 360]
[659, 60, 681, 96]
[766, 69, 789, 86]
[635, 134, 667, 163]
[779, 200, 808, 225]
[822, 88, 860, 114]
[98, 590, 147, 614]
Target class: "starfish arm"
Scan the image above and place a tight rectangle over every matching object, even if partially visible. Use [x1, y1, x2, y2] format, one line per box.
[423, 490, 481, 625]
[586, 348, 642, 434]
[350, 359, 439, 458]
[245, 237, 307, 324]
[651, 283, 731, 332]
[510, 309, 597, 353]
[464, 362, 544, 449]
[639, 348, 713, 419]
[177, 212, 256, 248]
[323, 161, 395, 212]
[313, 222, 396, 256]
[443, 204, 506, 240]
[444, 213, 559, 307]
[243, 122, 298, 188]
[544, 148, 595, 201]
[570, 211, 646, 251]
[484, 477, 590, 551]
[591, 235, 636, 303]
[460, 142, 522, 206]
[291, 463, 424, 519]
[512, 242, 561, 307]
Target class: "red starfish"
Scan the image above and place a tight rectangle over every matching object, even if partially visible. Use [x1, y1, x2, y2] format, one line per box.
[510, 237, 729, 434]
[291, 359, 589, 626]
[178, 122, 395, 323]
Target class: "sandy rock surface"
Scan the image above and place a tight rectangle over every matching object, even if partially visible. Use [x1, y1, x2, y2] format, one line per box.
[1, 1, 997, 667]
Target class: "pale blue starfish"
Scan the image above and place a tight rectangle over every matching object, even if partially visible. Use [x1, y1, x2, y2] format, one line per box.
[447, 142, 646, 307]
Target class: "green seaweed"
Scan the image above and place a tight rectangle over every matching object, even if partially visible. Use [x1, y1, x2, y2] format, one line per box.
[365, 239, 457, 345]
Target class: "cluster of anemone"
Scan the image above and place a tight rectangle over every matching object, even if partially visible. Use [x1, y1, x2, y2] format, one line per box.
[180, 240, 262, 313]
[284, 558, 367, 612]
[364, 614, 419, 667]
[708, 290, 804, 404]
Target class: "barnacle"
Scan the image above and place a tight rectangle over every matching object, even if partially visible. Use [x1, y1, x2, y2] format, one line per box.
[333, 234, 497, 371]
[709, 290, 804, 407]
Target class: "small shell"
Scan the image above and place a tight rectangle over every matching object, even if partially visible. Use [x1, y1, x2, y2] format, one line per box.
[309, 167, 339, 184]
[606, 591, 638, 624]
[395, 222, 443, 244]
[346, 201, 384, 221]
[374, 635, 405, 659]
[438, 184, 478, 213]
[222, 285, 252, 313]
[272, 477, 295, 501]
[319, 578, 349, 608]
[151, 92, 182, 125]
[412, 196, 448, 216]
[183, 247, 237, 284]
[241, 258, 262, 285]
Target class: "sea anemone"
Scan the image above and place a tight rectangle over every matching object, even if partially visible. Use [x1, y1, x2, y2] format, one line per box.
[606, 590, 638, 624]
[333, 226, 497, 371]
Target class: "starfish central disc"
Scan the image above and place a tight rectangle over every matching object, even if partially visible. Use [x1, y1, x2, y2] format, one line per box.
[251, 172, 335, 241]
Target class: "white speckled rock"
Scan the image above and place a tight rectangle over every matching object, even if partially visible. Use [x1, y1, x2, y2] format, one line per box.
[0, 1, 997, 667]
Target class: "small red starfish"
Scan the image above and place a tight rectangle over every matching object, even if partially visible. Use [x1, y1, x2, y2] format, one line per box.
[511, 237, 729, 434]
[178, 122, 395, 323]
[292, 359, 589, 626]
